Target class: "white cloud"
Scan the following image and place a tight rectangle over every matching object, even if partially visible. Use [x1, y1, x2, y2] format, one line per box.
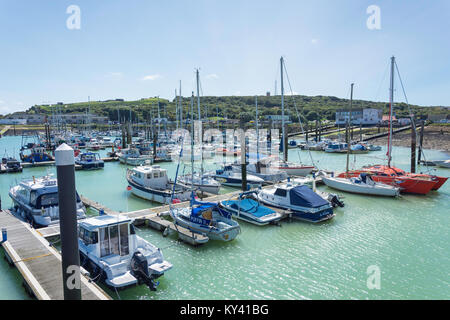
[206, 73, 219, 79]
[141, 74, 161, 81]
[0, 100, 4, 104]
[311, 39, 319, 44]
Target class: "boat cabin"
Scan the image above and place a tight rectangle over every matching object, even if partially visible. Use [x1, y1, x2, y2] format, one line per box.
[130, 165, 169, 189]
[78, 215, 134, 260]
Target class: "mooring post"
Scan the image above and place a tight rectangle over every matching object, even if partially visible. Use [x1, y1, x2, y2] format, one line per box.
[411, 123, 416, 173]
[55, 143, 82, 300]
[418, 121, 424, 164]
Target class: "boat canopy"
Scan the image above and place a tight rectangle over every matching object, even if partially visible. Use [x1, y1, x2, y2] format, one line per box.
[289, 185, 329, 208]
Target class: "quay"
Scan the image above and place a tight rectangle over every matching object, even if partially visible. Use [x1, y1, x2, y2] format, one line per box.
[0, 209, 111, 300]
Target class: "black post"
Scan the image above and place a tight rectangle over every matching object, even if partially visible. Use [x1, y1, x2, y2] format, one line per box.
[359, 122, 362, 142]
[418, 121, 424, 164]
[315, 120, 318, 142]
[55, 144, 81, 300]
[121, 125, 126, 149]
[240, 124, 247, 191]
[283, 124, 288, 162]
[411, 123, 416, 173]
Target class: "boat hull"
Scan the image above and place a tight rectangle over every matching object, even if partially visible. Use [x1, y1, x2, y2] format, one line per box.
[322, 176, 399, 197]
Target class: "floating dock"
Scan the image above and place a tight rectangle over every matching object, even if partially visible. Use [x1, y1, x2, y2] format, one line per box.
[37, 188, 293, 246]
[0, 210, 111, 300]
[19, 157, 118, 170]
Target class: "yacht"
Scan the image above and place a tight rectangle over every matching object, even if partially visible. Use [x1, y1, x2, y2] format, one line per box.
[1, 157, 23, 173]
[9, 175, 86, 227]
[126, 164, 191, 204]
[178, 173, 221, 195]
[78, 214, 172, 291]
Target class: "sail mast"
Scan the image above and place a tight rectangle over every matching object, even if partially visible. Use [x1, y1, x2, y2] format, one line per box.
[346, 83, 354, 175]
[179, 80, 183, 130]
[190, 92, 195, 191]
[196, 69, 203, 177]
[281, 57, 287, 162]
[387, 56, 395, 167]
[256, 95, 259, 162]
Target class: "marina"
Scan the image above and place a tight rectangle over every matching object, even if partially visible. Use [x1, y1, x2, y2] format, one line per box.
[0, 2, 449, 304]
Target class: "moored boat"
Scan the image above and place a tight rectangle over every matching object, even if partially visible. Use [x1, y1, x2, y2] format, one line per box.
[78, 214, 172, 291]
[9, 174, 86, 227]
[322, 173, 400, 197]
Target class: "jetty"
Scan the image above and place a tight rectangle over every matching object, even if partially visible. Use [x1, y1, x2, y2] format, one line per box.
[19, 157, 118, 170]
[0, 209, 111, 300]
[36, 189, 292, 246]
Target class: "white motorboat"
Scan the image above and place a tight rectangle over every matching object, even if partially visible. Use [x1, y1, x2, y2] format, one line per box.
[78, 214, 172, 291]
[322, 173, 400, 197]
[9, 175, 86, 227]
[118, 147, 153, 166]
[126, 165, 191, 204]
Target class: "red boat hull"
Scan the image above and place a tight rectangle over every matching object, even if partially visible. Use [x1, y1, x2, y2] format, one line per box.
[337, 165, 442, 195]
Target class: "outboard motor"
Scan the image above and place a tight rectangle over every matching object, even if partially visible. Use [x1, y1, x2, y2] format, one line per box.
[131, 251, 159, 291]
[328, 193, 345, 208]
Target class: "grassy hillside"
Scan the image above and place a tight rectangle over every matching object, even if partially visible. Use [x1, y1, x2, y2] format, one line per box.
[24, 95, 449, 124]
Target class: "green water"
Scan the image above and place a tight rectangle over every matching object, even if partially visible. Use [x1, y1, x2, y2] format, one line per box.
[0, 135, 449, 300]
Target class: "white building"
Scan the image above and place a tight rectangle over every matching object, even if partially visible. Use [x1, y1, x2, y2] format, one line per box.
[335, 108, 382, 125]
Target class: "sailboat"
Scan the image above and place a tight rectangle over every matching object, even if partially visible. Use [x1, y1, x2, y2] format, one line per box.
[177, 72, 221, 194]
[170, 89, 240, 241]
[337, 57, 447, 194]
[321, 83, 401, 197]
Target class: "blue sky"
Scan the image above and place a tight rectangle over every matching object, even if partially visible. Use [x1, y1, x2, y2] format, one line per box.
[0, 0, 449, 114]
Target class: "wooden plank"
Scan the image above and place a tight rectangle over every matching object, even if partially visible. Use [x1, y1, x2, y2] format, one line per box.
[0, 210, 110, 300]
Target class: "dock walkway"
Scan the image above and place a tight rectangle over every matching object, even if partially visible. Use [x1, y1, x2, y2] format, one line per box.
[0, 210, 111, 300]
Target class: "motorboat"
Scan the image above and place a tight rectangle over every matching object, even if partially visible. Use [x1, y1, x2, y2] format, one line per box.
[212, 165, 264, 188]
[170, 197, 241, 241]
[350, 143, 370, 154]
[324, 142, 348, 153]
[1, 157, 23, 173]
[126, 164, 191, 204]
[78, 214, 172, 291]
[322, 172, 400, 197]
[19, 146, 54, 163]
[75, 152, 104, 170]
[87, 139, 102, 151]
[255, 183, 335, 223]
[9, 175, 86, 227]
[219, 191, 283, 226]
[118, 147, 153, 166]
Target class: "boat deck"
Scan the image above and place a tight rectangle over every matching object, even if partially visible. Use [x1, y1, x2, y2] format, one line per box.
[0, 210, 111, 300]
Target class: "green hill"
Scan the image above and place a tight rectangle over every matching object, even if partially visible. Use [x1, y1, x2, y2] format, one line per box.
[25, 95, 449, 124]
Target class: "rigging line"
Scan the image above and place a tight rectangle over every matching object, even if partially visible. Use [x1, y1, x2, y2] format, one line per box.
[374, 60, 390, 102]
[282, 60, 316, 167]
[394, 60, 430, 172]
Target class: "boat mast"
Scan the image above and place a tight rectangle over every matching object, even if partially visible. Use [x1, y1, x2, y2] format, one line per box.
[281, 57, 287, 162]
[346, 83, 354, 175]
[157, 96, 161, 138]
[179, 80, 183, 130]
[256, 95, 259, 163]
[175, 89, 178, 132]
[196, 69, 203, 178]
[387, 56, 395, 167]
[190, 91, 195, 191]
